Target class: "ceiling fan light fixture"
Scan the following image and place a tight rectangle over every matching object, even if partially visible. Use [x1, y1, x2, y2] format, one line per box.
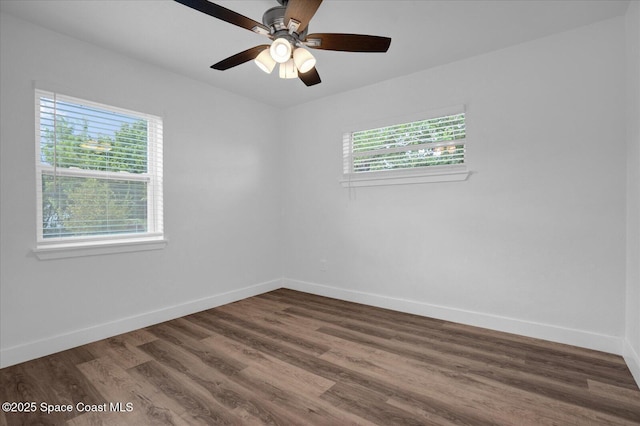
[279, 58, 298, 79]
[255, 48, 276, 73]
[293, 47, 316, 74]
[270, 37, 293, 63]
[174, 0, 392, 87]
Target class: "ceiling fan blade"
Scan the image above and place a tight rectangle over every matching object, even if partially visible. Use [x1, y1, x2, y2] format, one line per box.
[175, 0, 270, 35]
[305, 33, 391, 52]
[298, 67, 321, 87]
[284, 0, 323, 33]
[211, 45, 270, 70]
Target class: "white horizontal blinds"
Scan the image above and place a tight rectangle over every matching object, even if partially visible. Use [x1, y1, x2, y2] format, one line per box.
[36, 90, 163, 241]
[40, 175, 149, 238]
[147, 118, 164, 236]
[348, 112, 466, 173]
[342, 132, 353, 174]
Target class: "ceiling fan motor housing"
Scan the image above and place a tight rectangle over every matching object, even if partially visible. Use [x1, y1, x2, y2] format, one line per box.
[262, 5, 307, 41]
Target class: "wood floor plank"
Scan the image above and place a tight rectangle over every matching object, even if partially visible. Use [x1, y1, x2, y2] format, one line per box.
[588, 379, 640, 406]
[317, 339, 611, 426]
[234, 364, 372, 425]
[86, 337, 153, 370]
[1, 288, 639, 426]
[442, 321, 628, 365]
[216, 302, 340, 350]
[165, 317, 214, 341]
[140, 333, 373, 425]
[320, 340, 635, 426]
[280, 301, 628, 390]
[200, 334, 336, 397]
[319, 324, 640, 423]
[136, 338, 299, 425]
[260, 289, 448, 329]
[1, 350, 105, 425]
[319, 348, 508, 425]
[321, 382, 427, 426]
[283, 303, 530, 362]
[265, 291, 629, 391]
[1, 364, 70, 425]
[193, 309, 496, 425]
[146, 322, 247, 377]
[76, 355, 189, 425]
[283, 304, 594, 388]
[265, 290, 627, 369]
[202, 309, 331, 357]
[128, 360, 242, 425]
[384, 398, 461, 426]
[117, 329, 158, 347]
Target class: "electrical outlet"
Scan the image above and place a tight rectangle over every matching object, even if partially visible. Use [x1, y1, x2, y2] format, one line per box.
[320, 259, 327, 271]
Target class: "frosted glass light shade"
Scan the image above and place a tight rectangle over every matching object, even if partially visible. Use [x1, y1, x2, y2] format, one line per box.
[293, 47, 316, 73]
[255, 49, 276, 74]
[279, 59, 298, 79]
[270, 38, 292, 63]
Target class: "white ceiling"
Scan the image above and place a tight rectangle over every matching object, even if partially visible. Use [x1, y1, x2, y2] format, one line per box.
[0, 0, 630, 108]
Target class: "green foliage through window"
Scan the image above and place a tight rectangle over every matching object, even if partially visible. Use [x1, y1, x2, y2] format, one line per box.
[41, 176, 147, 238]
[346, 112, 466, 173]
[36, 91, 162, 242]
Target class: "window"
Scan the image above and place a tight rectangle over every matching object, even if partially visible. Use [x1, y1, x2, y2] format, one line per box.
[342, 107, 468, 186]
[35, 89, 163, 257]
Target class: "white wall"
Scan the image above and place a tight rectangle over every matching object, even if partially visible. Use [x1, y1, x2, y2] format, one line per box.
[1, 9, 635, 370]
[625, 0, 640, 385]
[282, 17, 628, 354]
[0, 13, 282, 367]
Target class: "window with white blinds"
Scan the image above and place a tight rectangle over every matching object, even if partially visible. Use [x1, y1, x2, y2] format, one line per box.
[35, 89, 163, 248]
[342, 108, 468, 186]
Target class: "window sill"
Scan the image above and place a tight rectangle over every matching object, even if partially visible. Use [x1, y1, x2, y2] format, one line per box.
[341, 165, 469, 187]
[33, 236, 168, 260]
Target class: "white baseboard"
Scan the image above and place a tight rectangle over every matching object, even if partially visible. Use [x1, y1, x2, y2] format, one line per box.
[0, 278, 282, 369]
[3, 277, 630, 377]
[624, 339, 640, 388]
[282, 278, 624, 356]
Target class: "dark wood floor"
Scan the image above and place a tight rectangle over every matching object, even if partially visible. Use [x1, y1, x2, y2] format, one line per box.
[1, 289, 639, 425]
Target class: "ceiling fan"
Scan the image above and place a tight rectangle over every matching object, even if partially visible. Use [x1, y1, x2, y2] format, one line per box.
[174, 0, 392, 87]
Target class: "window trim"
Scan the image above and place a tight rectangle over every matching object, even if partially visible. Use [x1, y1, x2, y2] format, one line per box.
[341, 105, 469, 187]
[33, 236, 168, 261]
[340, 164, 469, 187]
[33, 89, 165, 257]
